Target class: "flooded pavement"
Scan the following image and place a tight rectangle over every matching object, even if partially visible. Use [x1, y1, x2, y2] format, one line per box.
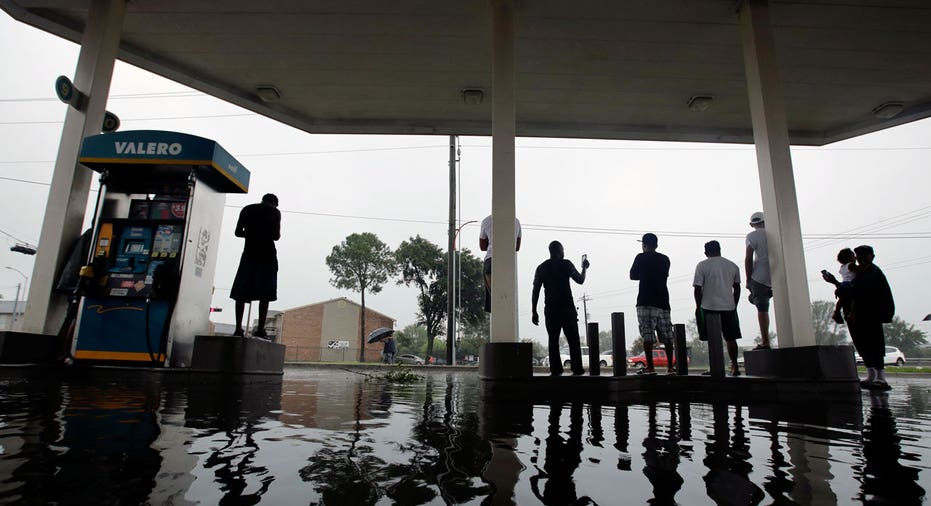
[0, 366, 928, 505]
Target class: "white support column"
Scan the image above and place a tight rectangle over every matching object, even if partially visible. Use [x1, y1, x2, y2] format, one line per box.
[489, 0, 518, 343]
[23, 0, 126, 334]
[738, 0, 814, 347]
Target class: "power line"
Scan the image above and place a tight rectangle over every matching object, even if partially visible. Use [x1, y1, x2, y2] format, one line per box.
[0, 91, 202, 103]
[0, 112, 255, 125]
[0, 226, 31, 244]
[3, 174, 930, 242]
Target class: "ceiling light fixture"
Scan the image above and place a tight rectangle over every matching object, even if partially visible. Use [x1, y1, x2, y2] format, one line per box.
[461, 87, 485, 105]
[687, 95, 714, 112]
[872, 101, 904, 120]
[255, 85, 281, 102]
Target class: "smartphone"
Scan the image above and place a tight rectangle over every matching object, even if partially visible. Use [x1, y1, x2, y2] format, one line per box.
[582, 254, 588, 263]
[820, 269, 829, 276]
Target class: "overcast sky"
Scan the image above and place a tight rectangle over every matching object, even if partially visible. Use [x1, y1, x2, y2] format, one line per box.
[2, 11, 929, 350]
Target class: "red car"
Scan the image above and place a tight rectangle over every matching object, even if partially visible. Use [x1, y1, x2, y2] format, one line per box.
[627, 349, 688, 369]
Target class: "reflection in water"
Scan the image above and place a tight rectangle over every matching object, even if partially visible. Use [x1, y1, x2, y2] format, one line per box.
[2, 370, 931, 504]
[859, 391, 926, 504]
[703, 404, 765, 506]
[642, 402, 684, 505]
[529, 401, 589, 504]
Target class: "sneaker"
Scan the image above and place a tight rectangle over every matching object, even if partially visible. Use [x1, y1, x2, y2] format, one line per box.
[233, 328, 245, 337]
[637, 368, 656, 376]
[730, 369, 742, 377]
[870, 380, 892, 391]
[571, 370, 586, 376]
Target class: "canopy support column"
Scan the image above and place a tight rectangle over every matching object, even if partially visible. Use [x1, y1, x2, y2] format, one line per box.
[23, 0, 126, 334]
[480, 0, 531, 379]
[738, 0, 814, 348]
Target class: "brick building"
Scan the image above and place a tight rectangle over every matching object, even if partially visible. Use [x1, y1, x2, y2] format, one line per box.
[272, 297, 395, 362]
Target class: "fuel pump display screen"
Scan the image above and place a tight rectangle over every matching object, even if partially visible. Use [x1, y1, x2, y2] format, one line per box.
[125, 241, 145, 254]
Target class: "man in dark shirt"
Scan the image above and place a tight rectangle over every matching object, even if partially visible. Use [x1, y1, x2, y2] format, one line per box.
[532, 240, 590, 376]
[848, 245, 895, 390]
[630, 233, 674, 374]
[230, 193, 281, 340]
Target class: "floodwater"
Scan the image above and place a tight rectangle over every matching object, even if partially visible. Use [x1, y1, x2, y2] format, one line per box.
[0, 367, 929, 505]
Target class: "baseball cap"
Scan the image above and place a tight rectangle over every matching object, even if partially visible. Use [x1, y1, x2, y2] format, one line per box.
[638, 233, 658, 246]
[749, 211, 764, 224]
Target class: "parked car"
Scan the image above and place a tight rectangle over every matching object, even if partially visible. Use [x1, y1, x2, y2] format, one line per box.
[855, 346, 905, 366]
[397, 354, 425, 365]
[557, 346, 614, 367]
[560, 346, 590, 368]
[599, 350, 614, 367]
[627, 349, 688, 369]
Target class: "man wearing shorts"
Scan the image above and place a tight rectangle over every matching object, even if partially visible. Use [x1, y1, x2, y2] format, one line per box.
[230, 193, 280, 340]
[694, 240, 743, 376]
[630, 233, 674, 375]
[479, 214, 522, 312]
[745, 211, 773, 349]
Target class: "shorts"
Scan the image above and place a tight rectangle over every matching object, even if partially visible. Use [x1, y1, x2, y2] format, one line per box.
[702, 309, 742, 342]
[749, 279, 772, 312]
[636, 306, 673, 345]
[230, 261, 278, 302]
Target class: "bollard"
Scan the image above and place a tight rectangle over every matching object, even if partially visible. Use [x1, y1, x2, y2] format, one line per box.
[611, 312, 626, 377]
[588, 322, 600, 376]
[705, 312, 725, 378]
[674, 323, 688, 375]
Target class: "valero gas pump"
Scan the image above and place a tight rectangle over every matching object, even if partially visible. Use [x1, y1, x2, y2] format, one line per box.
[72, 130, 249, 367]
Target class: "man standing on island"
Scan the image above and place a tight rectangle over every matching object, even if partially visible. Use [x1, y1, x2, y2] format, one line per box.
[745, 211, 773, 349]
[630, 233, 675, 375]
[479, 214, 522, 312]
[230, 193, 281, 340]
[694, 240, 743, 376]
[532, 240, 590, 376]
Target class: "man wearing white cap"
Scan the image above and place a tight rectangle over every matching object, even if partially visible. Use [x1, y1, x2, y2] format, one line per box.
[745, 211, 772, 349]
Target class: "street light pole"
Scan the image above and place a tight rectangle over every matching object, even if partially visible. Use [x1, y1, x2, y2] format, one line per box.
[453, 219, 478, 356]
[6, 267, 28, 330]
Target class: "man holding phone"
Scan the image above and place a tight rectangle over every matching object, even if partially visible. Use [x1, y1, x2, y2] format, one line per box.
[532, 240, 590, 376]
[630, 233, 674, 375]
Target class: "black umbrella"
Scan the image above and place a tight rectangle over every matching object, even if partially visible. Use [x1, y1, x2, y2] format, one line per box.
[367, 327, 394, 344]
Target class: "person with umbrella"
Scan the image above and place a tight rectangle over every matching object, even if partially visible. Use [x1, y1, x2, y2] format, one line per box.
[368, 327, 396, 364]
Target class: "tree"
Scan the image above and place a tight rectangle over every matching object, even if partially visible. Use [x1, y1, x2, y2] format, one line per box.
[811, 300, 848, 345]
[598, 330, 613, 352]
[685, 318, 708, 367]
[884, 316, 928, 356]
[629, 337, 644, 356]
[326, 233, 396, 362]
[453, 249, 489, 359]
[395, 323, 428, 356]
[456, 249, 488, 337]
[521, 338, 547, 361]
[395, 236, 447, 359]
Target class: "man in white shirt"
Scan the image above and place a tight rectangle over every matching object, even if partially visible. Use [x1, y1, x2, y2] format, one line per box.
[745, 211, 773, 349]
[694, 240, 743, 376]
[479, 214, 522, 312]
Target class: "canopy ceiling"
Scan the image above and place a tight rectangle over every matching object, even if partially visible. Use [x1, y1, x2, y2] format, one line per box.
[3, 0, 931, 145]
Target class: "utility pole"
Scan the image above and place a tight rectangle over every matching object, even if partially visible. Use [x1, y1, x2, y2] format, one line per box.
[581, 294, 591, 329]
[446, 135, 457, 365]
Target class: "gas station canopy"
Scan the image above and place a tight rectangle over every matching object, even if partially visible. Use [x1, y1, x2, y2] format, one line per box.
[2, 1, 930, 145]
